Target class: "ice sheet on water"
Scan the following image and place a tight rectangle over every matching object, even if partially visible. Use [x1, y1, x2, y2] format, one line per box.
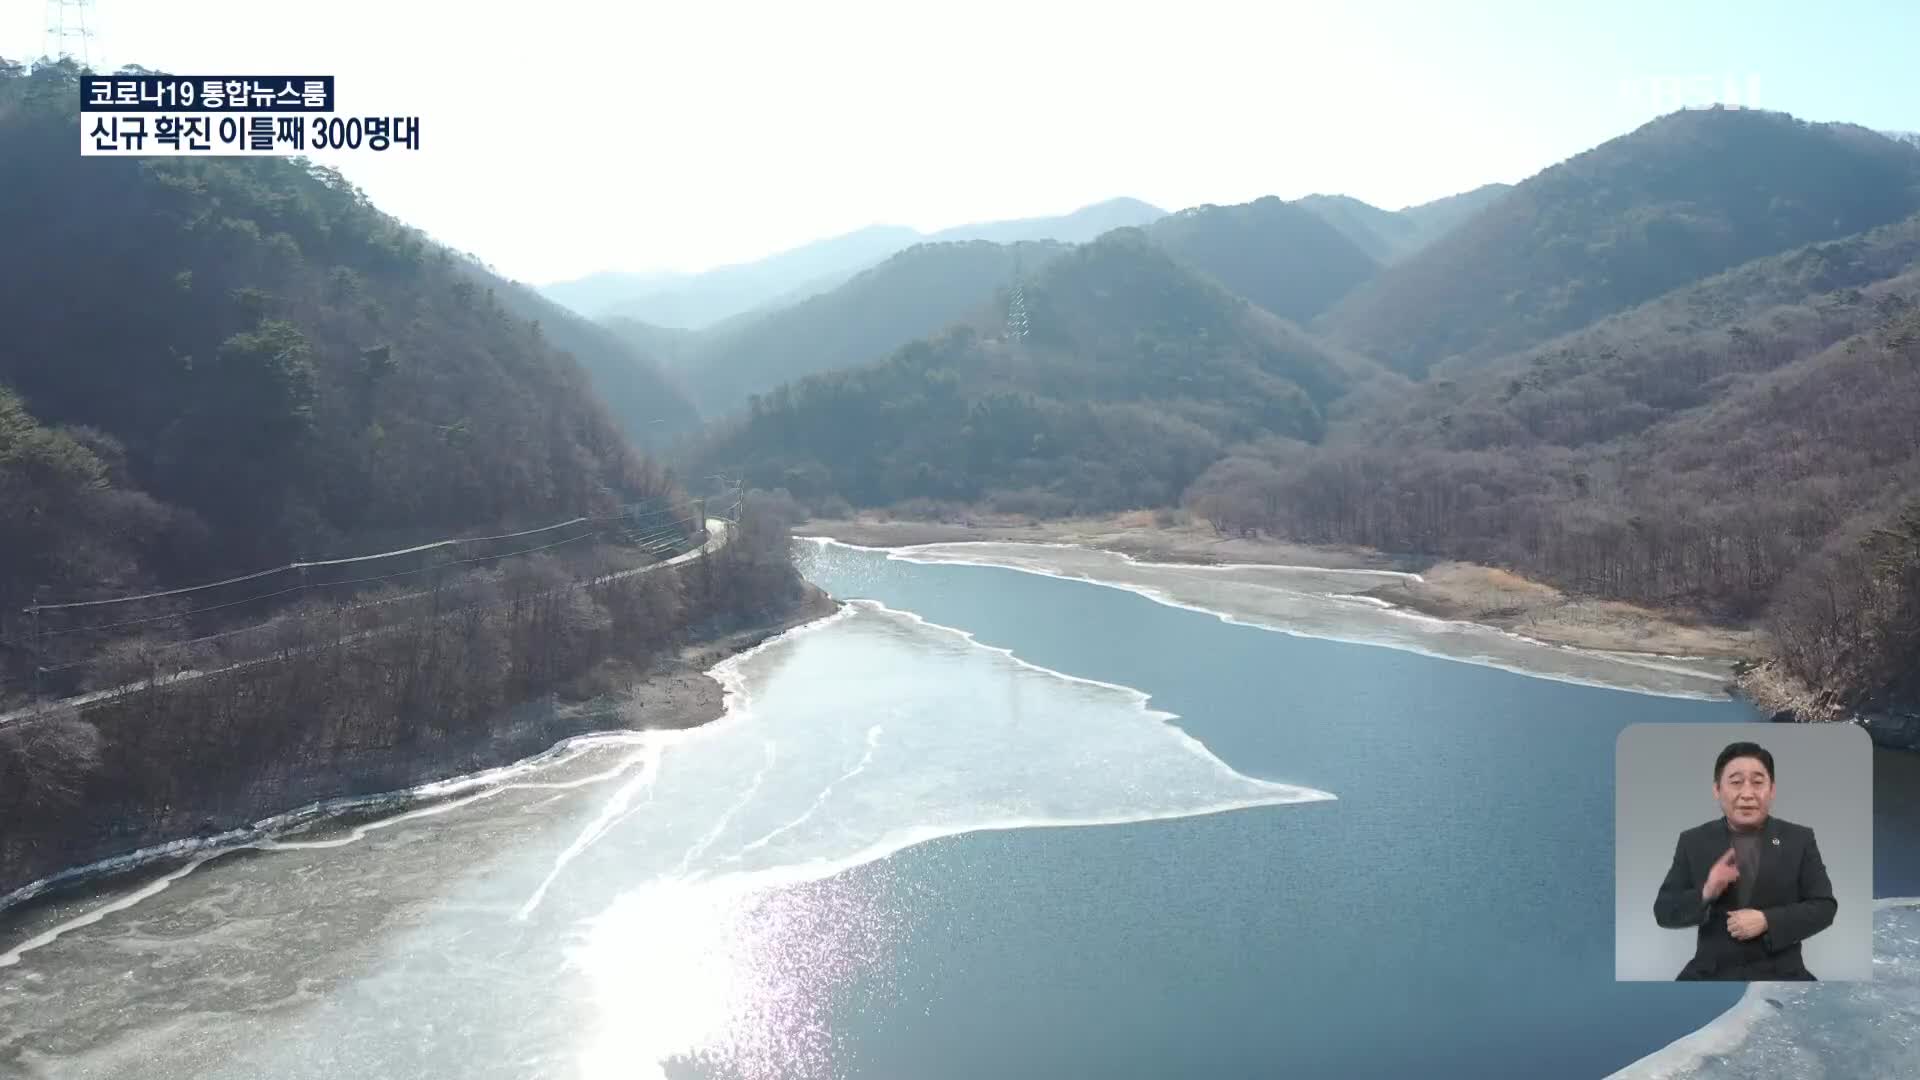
[1609, 899, 1920, 1080]
[636, 599, 1329, 882]
[564, 599, 1334, 1079]
[3, 598, 1332, 1080]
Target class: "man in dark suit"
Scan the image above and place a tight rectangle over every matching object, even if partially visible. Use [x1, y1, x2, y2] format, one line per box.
[1653, 741, 1838, 980]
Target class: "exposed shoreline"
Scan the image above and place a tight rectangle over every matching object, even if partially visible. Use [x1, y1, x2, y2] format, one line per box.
[798, 513, 1415, 573]
[801, 515, 1920, 748]
[799, 514, 1759, 662]
[613, 585, 842, 732]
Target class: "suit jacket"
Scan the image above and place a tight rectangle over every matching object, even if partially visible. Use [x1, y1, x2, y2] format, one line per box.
[1653, 815, 1837, 980]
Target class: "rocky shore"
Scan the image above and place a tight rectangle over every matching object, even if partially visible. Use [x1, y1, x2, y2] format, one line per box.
[1737, 659, 1920, 751]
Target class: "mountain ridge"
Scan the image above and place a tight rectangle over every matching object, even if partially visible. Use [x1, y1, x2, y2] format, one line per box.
[694, 228, 1392, 513]
[1317, 109, 1920, 376]
[656, 238, 1074, 418]
[1148, 196, 1380, 324]
[541, 198, 1164, 328]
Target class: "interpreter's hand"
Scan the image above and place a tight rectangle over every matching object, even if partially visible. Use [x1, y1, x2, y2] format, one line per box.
[1703, 846, 1740, 902]
[1727, 909, 1768, 941]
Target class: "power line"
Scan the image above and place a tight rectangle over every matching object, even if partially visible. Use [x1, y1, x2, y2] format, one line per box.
[4, 511, 727, 723]
[36, 507, 699, 640]
[30, 515, 707, 675]
[28, 515, 600, 613]
[22, 503, 698, 614]
[33, 513, 703, 665]
[40, 526, 612, 637]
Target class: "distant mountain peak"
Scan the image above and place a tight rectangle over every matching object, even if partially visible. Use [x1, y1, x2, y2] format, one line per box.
[541, 198, 1165, 328]
[1146, 197, 1378, 323]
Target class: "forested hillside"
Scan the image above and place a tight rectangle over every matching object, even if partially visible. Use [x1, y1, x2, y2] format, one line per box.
[1334, 214, 1920, 454]
[0, 59, 686, 619]
[696, 229, 1391, 512]
[466, 273, 702, 448]
[663, 240, 1071, 417]
[653, 187, 1497, 428]
[1147, 197, 1379, 323]
[1318, 110, 1920, 375]
[1192, 218, 1920, 714]
[1194, 247, 1920, 612]
[1395, 183, 1513, 242]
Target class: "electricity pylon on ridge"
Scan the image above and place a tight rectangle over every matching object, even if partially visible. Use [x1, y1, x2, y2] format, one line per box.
[1006, 251, 1030, 341]
[45, 0, 95, 68]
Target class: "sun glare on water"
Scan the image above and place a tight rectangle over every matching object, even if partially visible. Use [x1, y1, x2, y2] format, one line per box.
[572, 868, 901, 1080]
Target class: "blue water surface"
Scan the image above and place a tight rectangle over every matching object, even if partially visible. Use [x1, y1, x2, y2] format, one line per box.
[758, 544, 1767, 1080]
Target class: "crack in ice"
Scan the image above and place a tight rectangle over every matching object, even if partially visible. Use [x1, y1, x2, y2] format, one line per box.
[515, 745, 667, 920]
[674, 741, 778, 879]
[725, 724, 883, 862]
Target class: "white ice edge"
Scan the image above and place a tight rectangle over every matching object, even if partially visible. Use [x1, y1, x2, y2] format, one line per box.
[1604, 896, 1920, 1080]
[592, 596, 1334, 906]
[849, 599, 1335, 802]
[0, 731, 662, 968]
[800, 537, 1732, 701]
[0, 732, 620, 915]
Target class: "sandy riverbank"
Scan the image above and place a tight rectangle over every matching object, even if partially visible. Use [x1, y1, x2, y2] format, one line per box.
[1360, 562, 1760, 661]
[799, 512, 1411, 572]
[800, 514, 1760, 662]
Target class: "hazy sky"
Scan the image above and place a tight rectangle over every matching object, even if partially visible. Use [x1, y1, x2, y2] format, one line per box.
[6, 0, 1917, 284]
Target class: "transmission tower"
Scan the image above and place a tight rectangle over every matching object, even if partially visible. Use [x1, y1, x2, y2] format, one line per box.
[1006, 252, 1030, 341]
[45, 0, 96, 68]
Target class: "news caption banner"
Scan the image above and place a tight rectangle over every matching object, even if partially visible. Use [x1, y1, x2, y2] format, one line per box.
[80, 74, 418, 156]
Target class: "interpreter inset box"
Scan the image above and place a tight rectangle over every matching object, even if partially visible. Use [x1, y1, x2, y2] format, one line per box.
[1615, 722, 1872, 981]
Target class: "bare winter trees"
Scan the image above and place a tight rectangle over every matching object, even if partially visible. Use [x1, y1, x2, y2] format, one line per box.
[0, 500, 804, 897]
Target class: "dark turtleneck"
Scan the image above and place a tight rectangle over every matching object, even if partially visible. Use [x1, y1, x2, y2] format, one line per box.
[1728, 821, 1763, 909]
